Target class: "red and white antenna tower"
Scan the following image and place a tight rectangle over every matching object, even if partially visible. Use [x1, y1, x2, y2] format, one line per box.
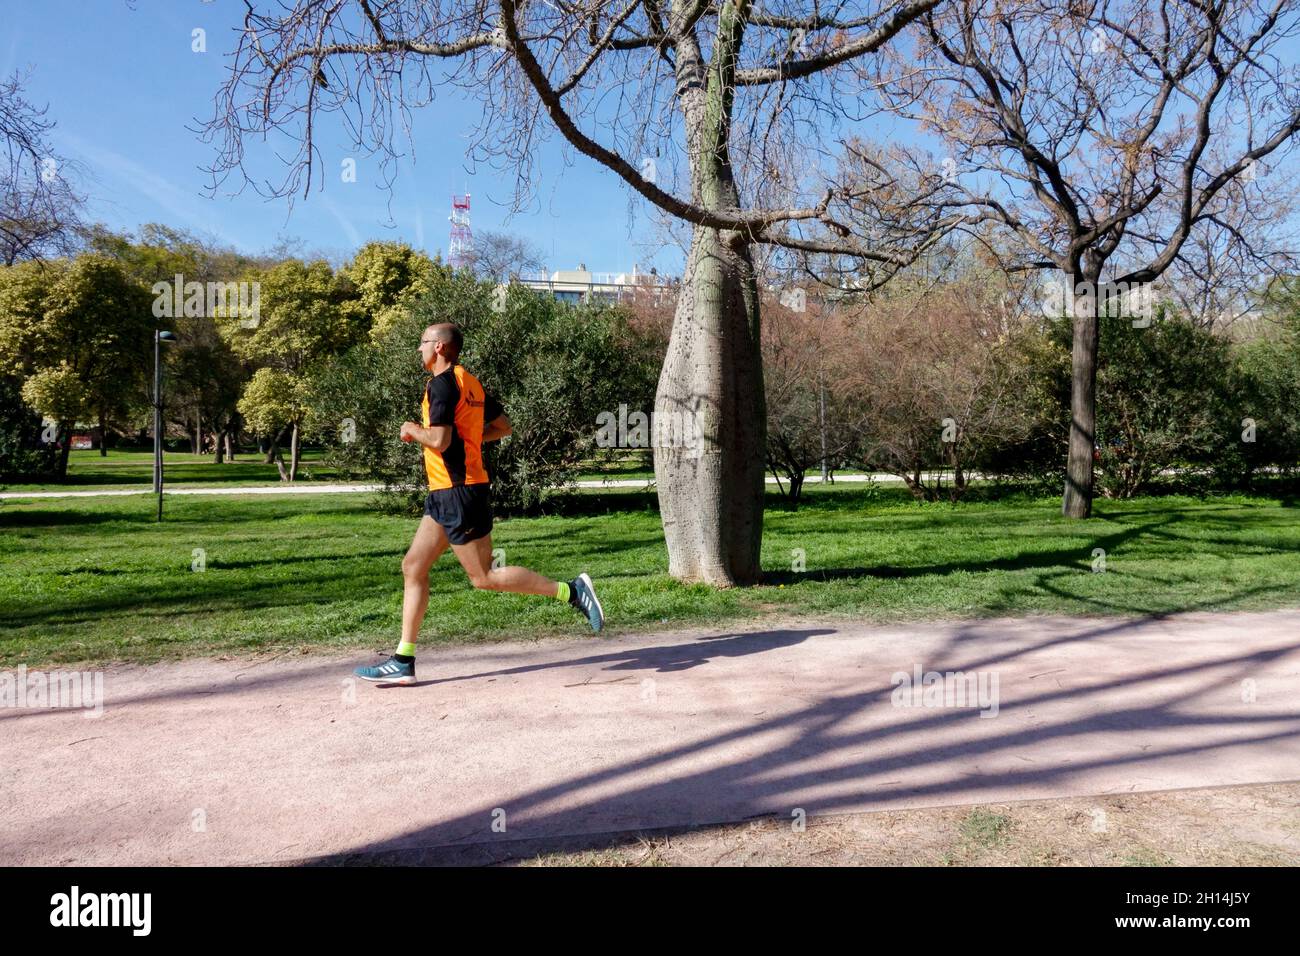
[448, 193, 472, 269]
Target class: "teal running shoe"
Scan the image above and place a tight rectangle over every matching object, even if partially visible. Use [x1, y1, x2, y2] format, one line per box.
[570, 572, 605, 633]
[354, 655, 416, 685]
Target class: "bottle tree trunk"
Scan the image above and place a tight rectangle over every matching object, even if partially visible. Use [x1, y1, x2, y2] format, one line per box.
[98, 411, 108, 457]
[653, 2, 765, 586]
[1062, 266, 1102, 518]
[654, 229, 765, 585]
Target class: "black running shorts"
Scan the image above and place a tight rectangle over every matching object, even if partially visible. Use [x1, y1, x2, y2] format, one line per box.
[424, 483, 494, 544]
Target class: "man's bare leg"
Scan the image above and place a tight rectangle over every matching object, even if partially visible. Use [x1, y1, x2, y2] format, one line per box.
[451, 533, 605, 631]
[450, 533, 556, 595]
[359, 518, 602, 688]
[354, 517, 451, 684]
[402, 515, 451, 645]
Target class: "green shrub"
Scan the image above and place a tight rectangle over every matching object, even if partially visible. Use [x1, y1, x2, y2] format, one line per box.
[1090, 311, 1234, 498]
[0, 376, 58, 480]
[1009, 311, 1239, 499]
[306, 271, 660, 515]
[1216, 335, 1300, 487]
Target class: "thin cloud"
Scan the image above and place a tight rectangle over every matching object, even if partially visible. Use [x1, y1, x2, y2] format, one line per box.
[59, 133, 244, 247]
[318, 191, 362, 249]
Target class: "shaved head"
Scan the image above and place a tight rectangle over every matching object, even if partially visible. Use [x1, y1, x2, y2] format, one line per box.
[426, 323, 463, 361]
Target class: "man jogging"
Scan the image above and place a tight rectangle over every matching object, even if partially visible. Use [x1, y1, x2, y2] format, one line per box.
[354, 322, 604, 686]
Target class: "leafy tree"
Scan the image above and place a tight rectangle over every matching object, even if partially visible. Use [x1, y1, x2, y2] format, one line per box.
[168, 327, 248, 460]
[1224, 336, 1300, 486]
[1023, 310, 1239, 498]
[219, 258, 365, 479]
[1217, 278, 1300, 486]
[341, 241, 439, 340]
[1092, 313, 1233, 498]
[87, 223, 261, 459]
[0, 255, 154, 476]
[238, 367, 308, 479]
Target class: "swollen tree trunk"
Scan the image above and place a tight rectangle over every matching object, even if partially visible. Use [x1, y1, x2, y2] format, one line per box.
[654, 228, 765, 585]
[652, 0, 765, 586]
[98, 411, 108, 457]
[215, 429, 227, 465]
[224, 431, 234, 461]
[289, 421, 300, 482]
[1063, 273, 1102, 518]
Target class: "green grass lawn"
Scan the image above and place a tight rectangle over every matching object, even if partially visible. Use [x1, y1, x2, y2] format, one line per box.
[3, 447, 876, 490]
[6, 448, 652, 490]
[574, 452, 655, 483]
[3, 485, 1299, 667]
[0, 448, 341, 492]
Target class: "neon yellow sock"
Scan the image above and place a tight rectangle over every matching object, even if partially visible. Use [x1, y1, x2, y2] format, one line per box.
[396, 641, 417, 657]
[556, 581, 570, 603]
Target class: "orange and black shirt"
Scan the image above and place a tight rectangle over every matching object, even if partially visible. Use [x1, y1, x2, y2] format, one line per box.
[421, 364, 503, 491]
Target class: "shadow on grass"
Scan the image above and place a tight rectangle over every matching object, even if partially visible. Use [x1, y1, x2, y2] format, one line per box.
[760, 516, 1173, 586]
[0, 508, 161, 529]
[0, 559, 401, 627]
[0, 497, 382, 529]
[34, 549, 405, 577]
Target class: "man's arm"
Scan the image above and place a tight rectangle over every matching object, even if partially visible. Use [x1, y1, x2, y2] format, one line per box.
[483, 413, 512, 444]
[403, 375, 457, 450]
[400, 421, 452, 451]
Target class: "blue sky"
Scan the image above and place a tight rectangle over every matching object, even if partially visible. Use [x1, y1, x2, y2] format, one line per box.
[7, 0, 680, 274]
[9, 2, 1297, 281]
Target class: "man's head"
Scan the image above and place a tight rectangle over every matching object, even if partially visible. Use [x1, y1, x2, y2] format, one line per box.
[419, 323, 463, 371]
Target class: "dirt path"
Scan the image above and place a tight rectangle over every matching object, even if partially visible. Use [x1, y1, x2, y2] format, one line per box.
[2, 608, 1297, 865]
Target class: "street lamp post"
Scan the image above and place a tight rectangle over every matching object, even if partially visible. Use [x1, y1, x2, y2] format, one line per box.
[153, 330, 177, 522]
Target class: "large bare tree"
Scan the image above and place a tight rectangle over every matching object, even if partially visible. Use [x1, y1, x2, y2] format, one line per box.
[883, 0, 1300, 516]
[468, 227, 547, 281]
[200, 0, 969, 585]
[0, 69, 85, 266]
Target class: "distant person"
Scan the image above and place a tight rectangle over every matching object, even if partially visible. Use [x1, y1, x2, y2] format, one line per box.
[353, 322, 604, 686]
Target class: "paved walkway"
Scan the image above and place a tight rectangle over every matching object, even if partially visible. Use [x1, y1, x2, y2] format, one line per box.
[2, 609, 1297, 865]
[0, 474, 898, 500]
